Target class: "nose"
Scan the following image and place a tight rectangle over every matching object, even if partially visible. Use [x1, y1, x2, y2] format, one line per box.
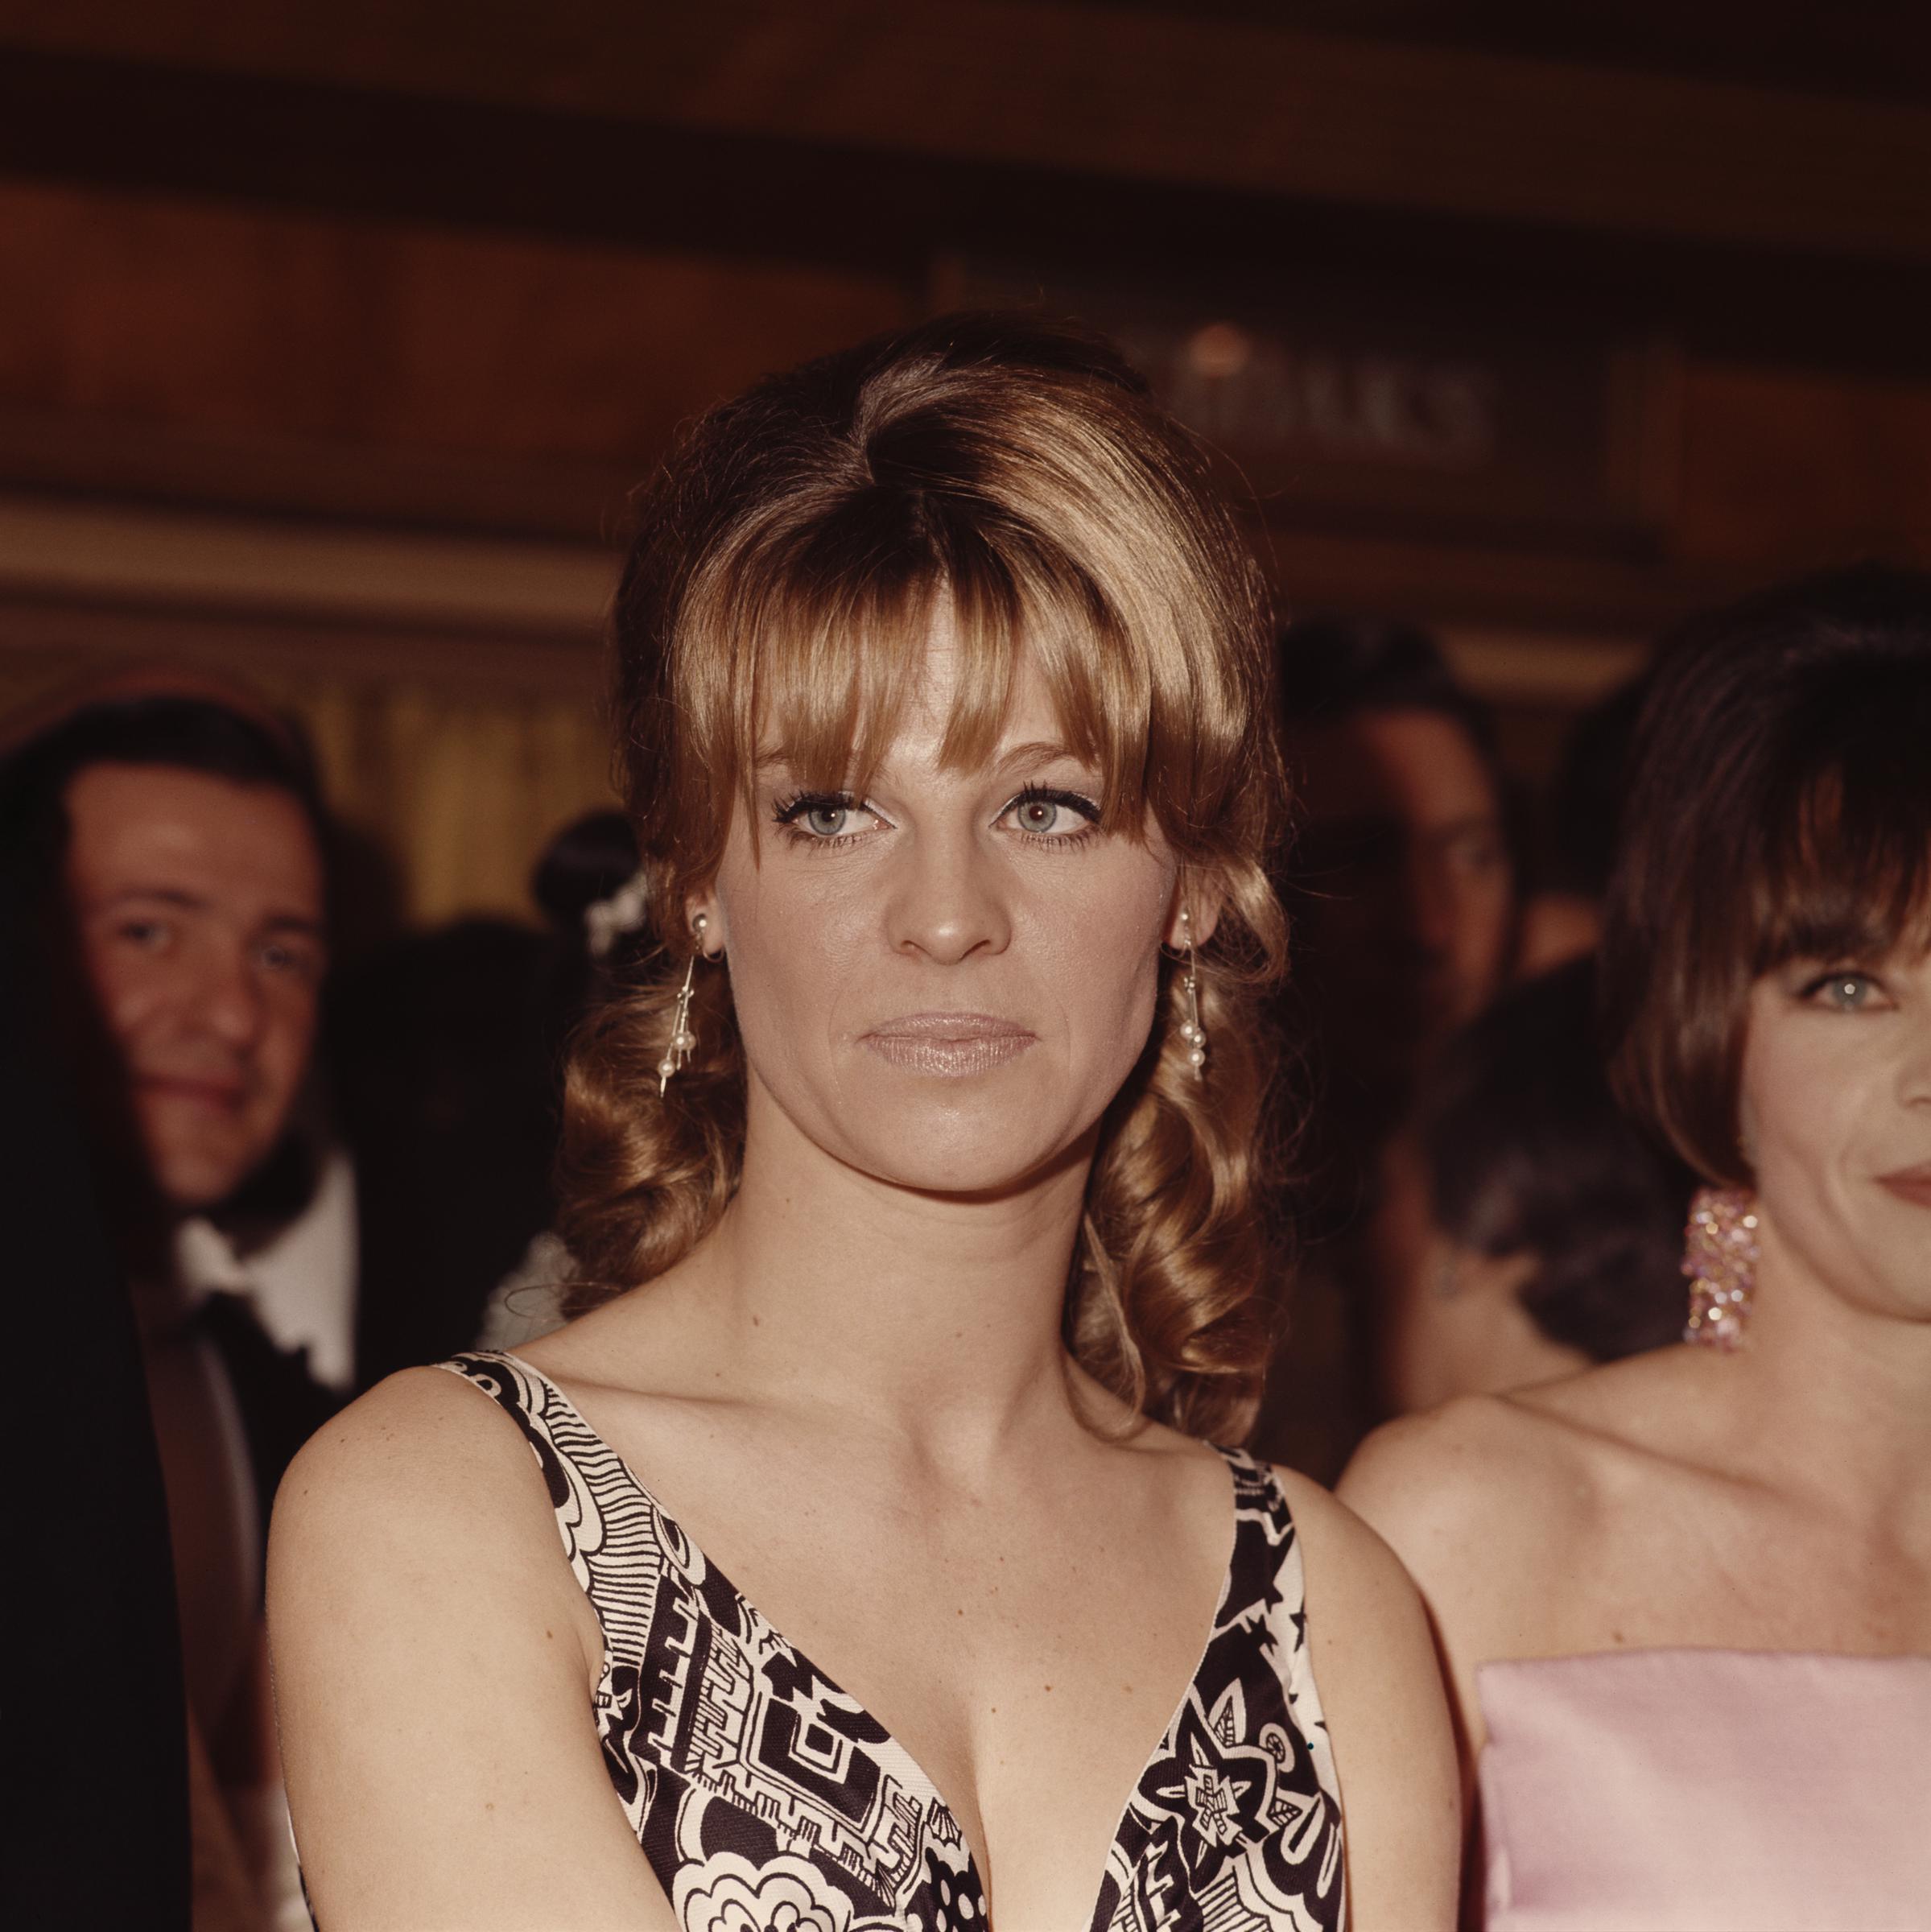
[1900, 1005, 1931, 1108]
[193, 941, 270, 1052]
[883, 821, 1013, 964]
[1403, 846, 1456, 963]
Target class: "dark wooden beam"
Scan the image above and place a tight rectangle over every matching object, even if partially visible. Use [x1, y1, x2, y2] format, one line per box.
[7, 0, 1931, 258]
[3, 42, 1931, 383]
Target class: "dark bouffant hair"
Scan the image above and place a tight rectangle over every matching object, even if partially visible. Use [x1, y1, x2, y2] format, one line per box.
[1602, 564, 1931, 1184]
[1416, 957, 1690, 1363]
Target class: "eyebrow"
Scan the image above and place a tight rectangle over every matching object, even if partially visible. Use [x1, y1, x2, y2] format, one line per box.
[97, 886, 324, 938]
[97, 886, 210, 914]
[753, 740, 1090, 777]
[990, 740, 1089, 775]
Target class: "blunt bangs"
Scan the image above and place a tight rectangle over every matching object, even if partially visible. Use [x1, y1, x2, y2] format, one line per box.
[668, 410, 1262, 866]
[1603, 563, 1931, 1187]
[1754, 669, 1931, 972]
[579, 313, 1293, 1435]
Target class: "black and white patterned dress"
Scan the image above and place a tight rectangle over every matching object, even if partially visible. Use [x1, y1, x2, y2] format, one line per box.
[439, 1351, 1347, 1931]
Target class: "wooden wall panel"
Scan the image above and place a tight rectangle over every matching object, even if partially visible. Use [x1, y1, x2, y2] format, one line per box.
[1677, 364, 1931, 570]
[0, 180, 909, 465]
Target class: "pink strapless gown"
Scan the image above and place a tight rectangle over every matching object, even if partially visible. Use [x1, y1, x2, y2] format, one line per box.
[1477, 1649, 1931, 1931]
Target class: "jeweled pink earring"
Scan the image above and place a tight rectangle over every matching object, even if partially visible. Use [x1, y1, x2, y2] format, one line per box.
[1681, 1186, 1759, 1350]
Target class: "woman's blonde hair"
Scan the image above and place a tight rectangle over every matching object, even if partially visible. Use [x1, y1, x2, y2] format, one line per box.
[559, 312, 1289, 1439]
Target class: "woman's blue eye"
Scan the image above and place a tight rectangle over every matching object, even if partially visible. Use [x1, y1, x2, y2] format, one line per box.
[774, 792, 873, 843]
[1004, 786, 1100, 838]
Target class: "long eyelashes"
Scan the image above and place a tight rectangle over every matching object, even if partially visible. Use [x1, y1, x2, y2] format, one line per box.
[771, 791, 873, 851]
[1006, 783, 1102, 845]
[769, 783, 1104, 852]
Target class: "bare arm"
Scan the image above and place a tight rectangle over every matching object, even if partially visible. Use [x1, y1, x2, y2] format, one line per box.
[267, 1370, 676, 1932]
[1279, 1468, 1462, 1932]
[1339, 1402, 1573, 1781]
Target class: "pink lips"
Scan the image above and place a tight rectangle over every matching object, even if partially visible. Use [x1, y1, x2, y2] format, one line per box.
[860, 1012, 1037, 1078]
[1876, 1163, 1931, 1209]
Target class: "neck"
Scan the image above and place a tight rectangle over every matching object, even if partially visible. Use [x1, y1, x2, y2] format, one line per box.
[665, 1080, 1101, 1464]
[1724, 1224, 1931, 1538]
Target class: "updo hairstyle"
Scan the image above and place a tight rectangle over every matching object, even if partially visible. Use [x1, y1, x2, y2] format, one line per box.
[556, 312, 1289, 1439]
[1601, 564, 1931, 1185]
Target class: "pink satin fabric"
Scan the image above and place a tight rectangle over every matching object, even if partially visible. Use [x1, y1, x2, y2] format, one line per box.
[1477, 1649, 1931, 1931]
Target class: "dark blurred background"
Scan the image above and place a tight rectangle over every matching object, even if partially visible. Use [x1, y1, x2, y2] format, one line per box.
[2, 0, 1929, 930]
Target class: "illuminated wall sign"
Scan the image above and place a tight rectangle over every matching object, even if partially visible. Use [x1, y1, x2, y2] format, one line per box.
[939, 263, 1677, 551]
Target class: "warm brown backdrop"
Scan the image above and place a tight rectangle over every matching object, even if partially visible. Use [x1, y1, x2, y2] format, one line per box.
[2, 2, 1927, 927]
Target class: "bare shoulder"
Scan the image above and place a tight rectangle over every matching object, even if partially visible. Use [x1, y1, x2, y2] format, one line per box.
[1270, 1463, 1445, 1708]
[1270, 1463, 1422, 1628]
[269, 1363, 599, 1711]
[273, 1364, 555, 1577]
[1338, 1385, 1603, 1586]
[270, 1370, 669, 1928]
[1269, 1466, 1462, 1930]
[1342, 1350, 1710, 1573]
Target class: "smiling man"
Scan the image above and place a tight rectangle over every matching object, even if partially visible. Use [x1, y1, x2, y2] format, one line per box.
[3, 685, 338, 1930]
[65, 755, 327, 1213]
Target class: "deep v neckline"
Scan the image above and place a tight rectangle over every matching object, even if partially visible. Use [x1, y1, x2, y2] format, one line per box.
[493, 1348, 1244, 1925]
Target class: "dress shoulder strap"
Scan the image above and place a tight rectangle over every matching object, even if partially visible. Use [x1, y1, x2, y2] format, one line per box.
[435, 1349, 683, 1670]
[1213, 1445, 1341, 1794]
[1212, 1443, 1310, 1611]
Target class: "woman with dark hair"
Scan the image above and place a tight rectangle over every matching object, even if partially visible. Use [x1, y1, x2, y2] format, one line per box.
[1343, 565, 1931, 1928]
[1369, 956, 1690, 1416]
[270, 316, 1458, 1930]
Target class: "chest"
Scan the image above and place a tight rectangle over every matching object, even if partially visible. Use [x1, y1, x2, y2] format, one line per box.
[468, 1356, 1347, 1930]
[596, 1440, 1241, 1910]
[1508, 1493, 1931, 1659]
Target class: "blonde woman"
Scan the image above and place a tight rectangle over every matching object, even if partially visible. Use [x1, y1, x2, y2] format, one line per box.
[270, 316, 1458, 1930]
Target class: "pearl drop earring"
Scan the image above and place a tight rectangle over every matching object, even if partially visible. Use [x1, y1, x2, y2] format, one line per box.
[658, 914, 708, 1095]
[1178, 908, 1207, 1076]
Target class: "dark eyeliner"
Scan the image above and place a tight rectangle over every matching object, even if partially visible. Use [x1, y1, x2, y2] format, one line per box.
[1009, 782, 1102, 821]
[771, 789, 856, 824]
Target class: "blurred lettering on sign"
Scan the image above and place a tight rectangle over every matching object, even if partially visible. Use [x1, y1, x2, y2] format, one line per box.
[938, 263, 1677, 551]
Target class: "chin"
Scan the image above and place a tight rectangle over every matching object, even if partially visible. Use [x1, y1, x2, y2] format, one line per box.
[838, 1112, 1087, 1199]
[150, 1148, 260, 1216]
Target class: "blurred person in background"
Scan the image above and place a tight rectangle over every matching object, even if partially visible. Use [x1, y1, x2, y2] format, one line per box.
[331, 916, 553, 1385]
[473, 807, 649, 1354]
[1513, 675, 1649, 978]
[339, 811, 654, 1381]
[1276, 616, 1517, 1155]
[1, 684, 343, 1932]
[1256, 617, 1519, 1479]
[272, 314, 1458, 1930]
[1343, 565, 1931, 1929]
[1369, 956, 1690, 1417]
